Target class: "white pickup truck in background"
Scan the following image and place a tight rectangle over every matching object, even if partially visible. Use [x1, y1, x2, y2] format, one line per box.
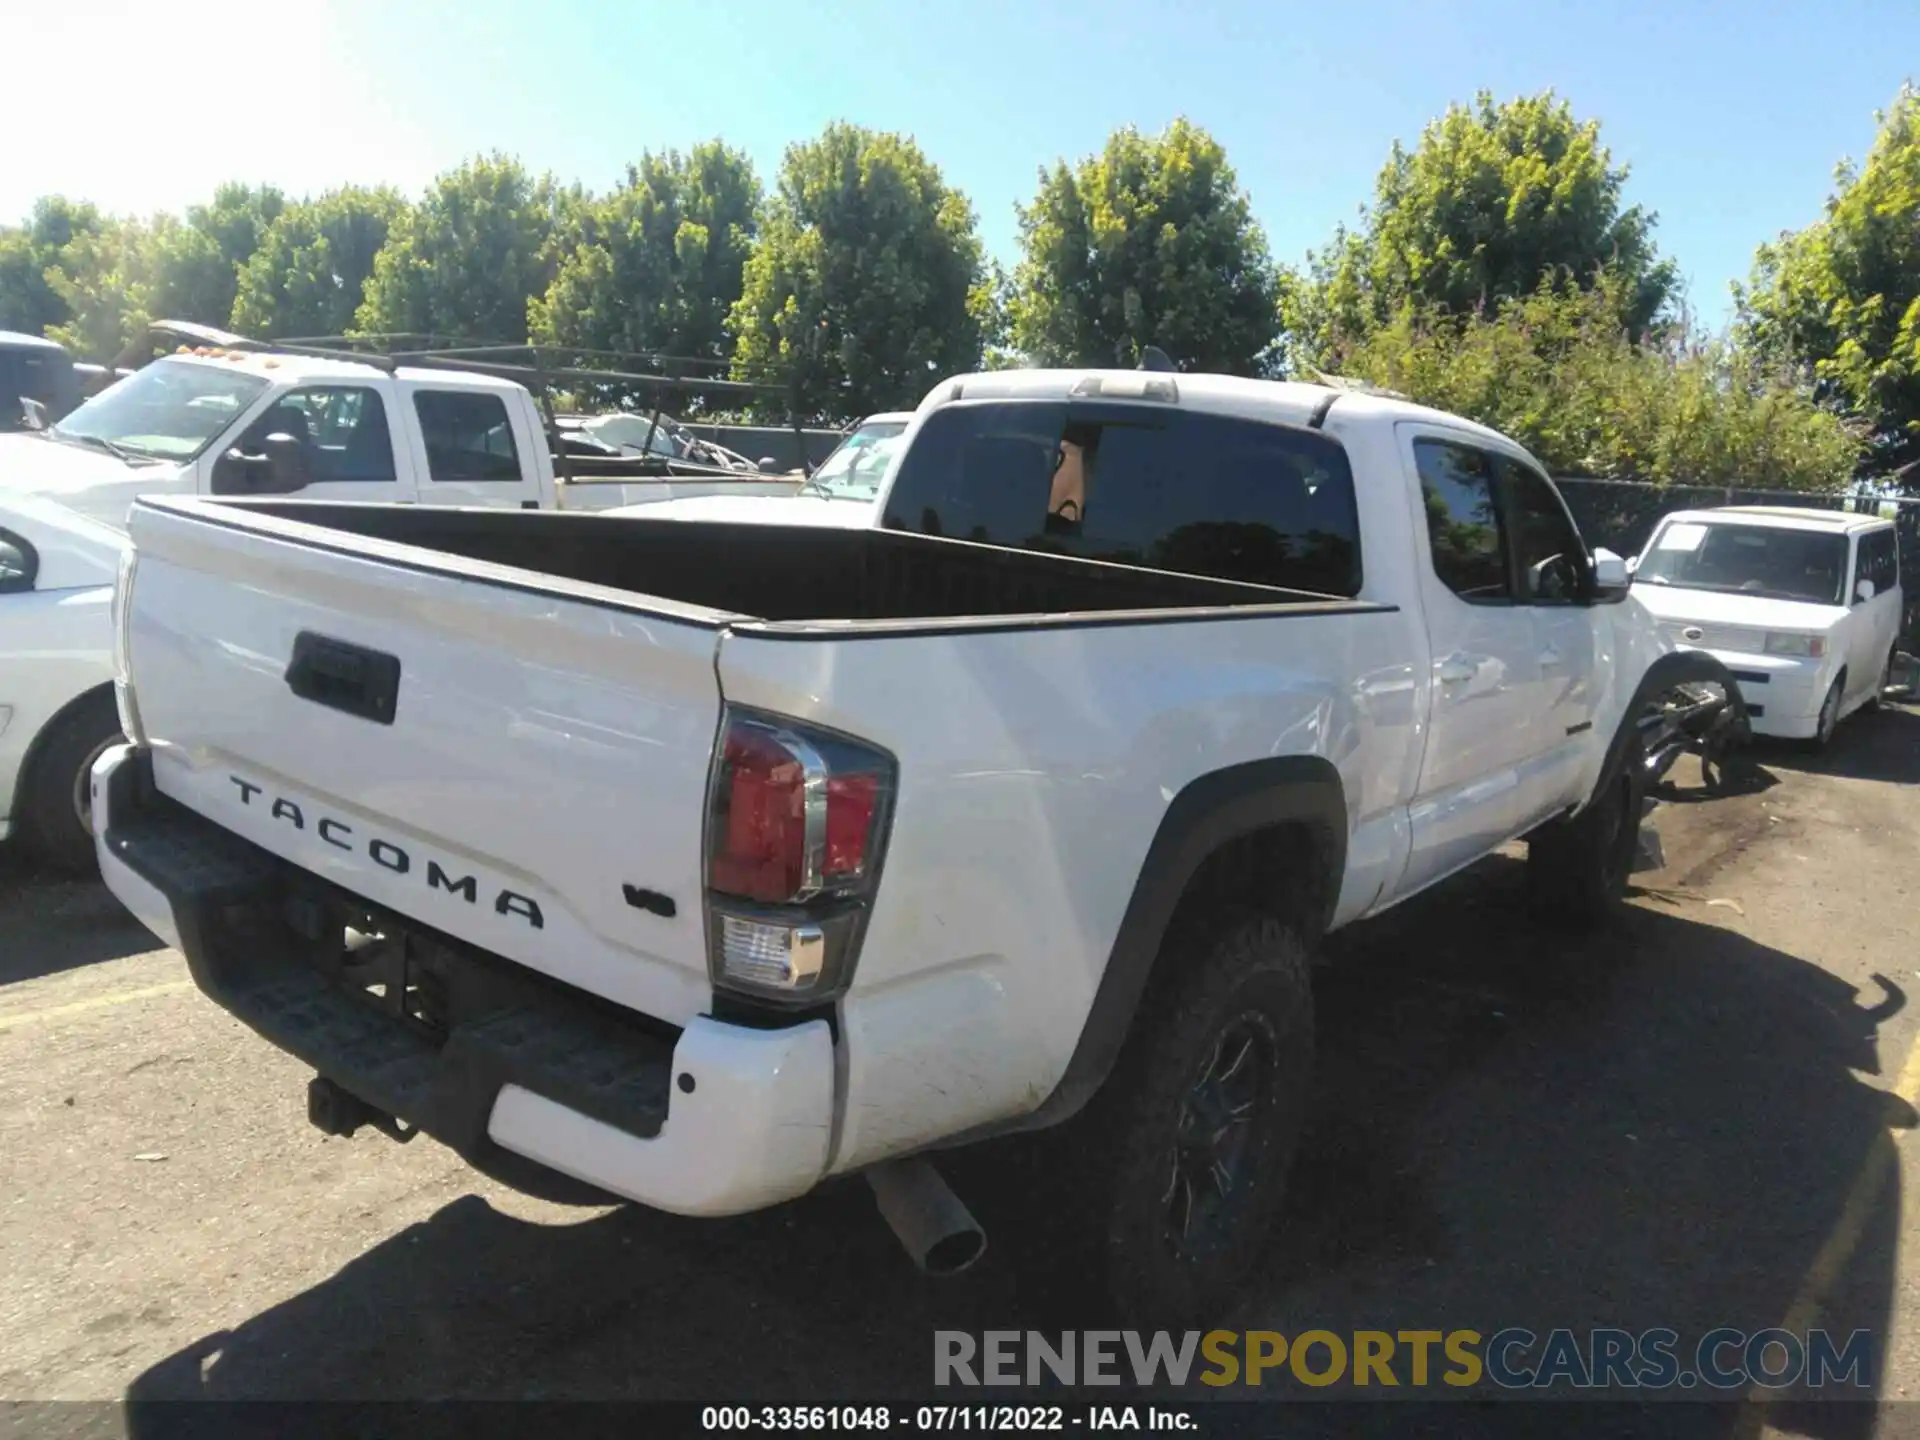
[0, 332, 809, 870]
[603, 410, 912, 529]
[93, 366, 1728, 1322]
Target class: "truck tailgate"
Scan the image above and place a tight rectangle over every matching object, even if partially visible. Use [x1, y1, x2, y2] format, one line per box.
[121, 498, 728, 1027]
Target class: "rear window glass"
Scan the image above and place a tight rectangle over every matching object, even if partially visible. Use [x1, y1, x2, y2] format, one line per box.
[881, 401, 1361, 596]
[413, 390, 521, 482]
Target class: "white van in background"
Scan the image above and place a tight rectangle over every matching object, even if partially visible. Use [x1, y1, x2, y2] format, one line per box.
[1631, 506, 1902, 747]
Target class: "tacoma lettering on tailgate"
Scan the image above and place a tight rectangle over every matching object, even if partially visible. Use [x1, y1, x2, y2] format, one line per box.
[229, 776, 545, 928]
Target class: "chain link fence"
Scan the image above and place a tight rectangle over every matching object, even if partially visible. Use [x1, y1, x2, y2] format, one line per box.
[1554, 476, 1920, 651]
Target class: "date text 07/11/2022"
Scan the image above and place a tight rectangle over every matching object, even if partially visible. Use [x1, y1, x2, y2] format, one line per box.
[700, 1405, 1195, 1431]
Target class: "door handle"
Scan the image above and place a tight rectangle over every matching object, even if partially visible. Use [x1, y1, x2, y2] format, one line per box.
[285, 632, 401, 726]
[1438, 657, 1478, 685]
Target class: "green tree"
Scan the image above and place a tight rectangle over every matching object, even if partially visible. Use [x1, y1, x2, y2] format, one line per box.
[191, 183, 286, 276]
[130, 184, 290, 329]
[1331, 273, 1860, 490]
[1010, 119, 1280, 373]
[356, 155, 575, 342]
[143, 213, 233, 325]
[43, 216, 158, 360]
[532, 142, 760, 363]
[232, 186, 406, 337]
[186, 183, 285, 322]
[0, 196, 104, 337]
[730, 123, 992, 420]
[1286, 91, 1676, 366]
[1737, 84, 1920, 481]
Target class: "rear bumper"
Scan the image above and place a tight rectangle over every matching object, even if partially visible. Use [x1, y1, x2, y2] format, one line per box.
[91, 744, 834, 1217]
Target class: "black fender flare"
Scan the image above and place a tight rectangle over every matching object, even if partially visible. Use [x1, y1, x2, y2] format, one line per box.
[1000, 755, 1347, 1136]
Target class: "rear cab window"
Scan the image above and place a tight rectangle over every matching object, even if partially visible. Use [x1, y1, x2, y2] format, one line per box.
[879, 400, 1362, 597]
[413, 390, 523, 481]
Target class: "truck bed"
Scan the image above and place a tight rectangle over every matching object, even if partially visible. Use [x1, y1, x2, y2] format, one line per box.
[203, 498, 1374, 631]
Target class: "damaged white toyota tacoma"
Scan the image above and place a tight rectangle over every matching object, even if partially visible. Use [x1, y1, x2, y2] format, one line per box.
[93, 367, 1720, 1322]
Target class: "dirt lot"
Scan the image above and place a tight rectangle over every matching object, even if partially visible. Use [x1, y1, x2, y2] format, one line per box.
[7, 708, 1920, 1436]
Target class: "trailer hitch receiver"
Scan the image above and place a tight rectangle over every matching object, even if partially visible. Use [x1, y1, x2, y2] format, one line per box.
[307, 1075, 417, 1143]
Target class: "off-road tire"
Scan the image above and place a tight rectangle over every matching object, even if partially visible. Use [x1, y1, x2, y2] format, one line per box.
[18, 691, 122, 874]
[1090, 911, 1316, 1328]
[1526, 734, 1645, 927]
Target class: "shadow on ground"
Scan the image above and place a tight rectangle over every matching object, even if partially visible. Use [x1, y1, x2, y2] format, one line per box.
[1757, 700, 1920, 787]
[0, 844, 158, 984]
[121, 838, 1906, 1439]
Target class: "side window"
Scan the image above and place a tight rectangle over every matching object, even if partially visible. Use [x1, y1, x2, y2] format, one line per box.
[1497, 458, 1589, 603]
[1069, 413, 1361, 596]
[239, 387, 396, 483]
[1858, 530, 1898, 595]
[0, 527, 35, 593]
[1414, 439, 1509, 602]
[413, 390, 523, 482]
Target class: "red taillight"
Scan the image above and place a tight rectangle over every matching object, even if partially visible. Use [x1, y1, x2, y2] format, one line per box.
[711, 725, 808, 903]
[825, 772, 879, 879]
[708, 713, 891, 905]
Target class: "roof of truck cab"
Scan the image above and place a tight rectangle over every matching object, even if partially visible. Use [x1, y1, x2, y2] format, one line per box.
[1664, 505, 1892, 534]
[0, 330, 66, 352]
[160, 350, 527, 392]
[922, 369, 1530, 453]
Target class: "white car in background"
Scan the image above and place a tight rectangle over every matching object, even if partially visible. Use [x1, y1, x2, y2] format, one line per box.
[603, 412, 912, 527]
[1631, 506, 1902, 746]
[0, 495, 124, 868]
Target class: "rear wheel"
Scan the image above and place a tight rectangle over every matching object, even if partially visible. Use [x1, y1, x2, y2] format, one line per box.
[1526, 735, 1645, 926]
[1093, 912, 1315, 1327]
[18, 692, 123, 874]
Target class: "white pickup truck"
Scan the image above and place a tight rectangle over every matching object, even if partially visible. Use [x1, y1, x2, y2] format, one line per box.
[94, 367, 1718, 1322]
[0, 338, 801, 869]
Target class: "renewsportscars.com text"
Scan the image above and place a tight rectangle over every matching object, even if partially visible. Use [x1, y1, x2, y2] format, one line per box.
[934, 1328, 1873, 1392]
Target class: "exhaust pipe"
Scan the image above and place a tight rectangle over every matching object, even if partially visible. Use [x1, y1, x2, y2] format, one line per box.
[866, 1159, 987, 1276]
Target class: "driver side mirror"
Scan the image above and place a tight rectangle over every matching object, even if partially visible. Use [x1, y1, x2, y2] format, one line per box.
[1591, 548, 1630, 602]
[1856, 578, 1877, 604]
[211, 431, 310, 496]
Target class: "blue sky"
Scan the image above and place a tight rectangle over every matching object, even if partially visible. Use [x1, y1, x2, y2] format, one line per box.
[5, 0, 1914, 328]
